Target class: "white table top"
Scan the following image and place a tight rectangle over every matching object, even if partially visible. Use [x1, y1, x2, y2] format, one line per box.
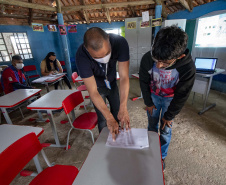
[27, 90, 78, 110]
[196, 68, 225, 77]
[0, 124, 44, 153]
[32, 74, 65, 83]
[73, 127, 164, 185]
[0, 89, 42, 108]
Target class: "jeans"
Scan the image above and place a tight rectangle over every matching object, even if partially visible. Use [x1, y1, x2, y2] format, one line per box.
[54, 75, 72, 90]
[147, 93, 173, 159]
[93, 82, 120, 132]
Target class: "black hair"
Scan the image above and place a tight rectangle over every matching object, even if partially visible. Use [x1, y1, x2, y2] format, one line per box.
[12, 55, 22, 61]
[84, 27, 109, 51]
[44, 52, 58, 72]
[152, 26, 188, 60]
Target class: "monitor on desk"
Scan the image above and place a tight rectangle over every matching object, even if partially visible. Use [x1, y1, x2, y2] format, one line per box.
[195, 57, 217, 74]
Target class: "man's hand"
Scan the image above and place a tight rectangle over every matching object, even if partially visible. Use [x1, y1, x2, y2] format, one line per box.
[161, 117, 172, 130]
[106, 117, 119, 141]
[117, 108, 130, 130]
[147, 105, 157, 115]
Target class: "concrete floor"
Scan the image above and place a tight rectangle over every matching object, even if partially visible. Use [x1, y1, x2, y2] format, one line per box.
[2, 78, 226, 185]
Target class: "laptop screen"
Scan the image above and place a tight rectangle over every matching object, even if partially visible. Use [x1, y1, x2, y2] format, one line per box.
[195, 58, 217, 71]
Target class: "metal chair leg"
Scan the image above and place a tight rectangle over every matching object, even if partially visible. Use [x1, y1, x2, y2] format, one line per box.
[87, 130, 94, 144]
[19, 107, 24, 118]
[66, 128, 73, 150]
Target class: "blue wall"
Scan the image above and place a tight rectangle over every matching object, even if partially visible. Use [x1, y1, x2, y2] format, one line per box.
[167, 0, 226, 93]
[0, 22, 125, 74]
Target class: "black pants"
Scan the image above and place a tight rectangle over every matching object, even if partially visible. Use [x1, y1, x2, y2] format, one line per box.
[54, 75, 72, 89]
[93, 82, 120, 132]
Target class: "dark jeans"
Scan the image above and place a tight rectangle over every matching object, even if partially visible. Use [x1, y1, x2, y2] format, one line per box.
[93, 82, 120, 132]
[54, 75, 72, 90]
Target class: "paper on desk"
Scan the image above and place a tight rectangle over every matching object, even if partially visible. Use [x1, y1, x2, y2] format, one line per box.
[106, 128, 149, 149]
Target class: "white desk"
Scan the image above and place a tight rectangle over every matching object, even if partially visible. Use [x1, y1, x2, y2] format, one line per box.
[0, 89, 42, 124]
[27, 90, 78, 148]
[73, 127, 164, 185]
[32, 74, 65, 92]
[191, 68, 225, 114]
[0, 124, 44, 173]
[131, 73, 143, 101]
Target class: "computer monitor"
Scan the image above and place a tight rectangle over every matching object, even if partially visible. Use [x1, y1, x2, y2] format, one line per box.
[195, 58, 217, 73]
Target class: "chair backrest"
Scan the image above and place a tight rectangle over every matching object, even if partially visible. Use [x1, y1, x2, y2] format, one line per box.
[71, 72, 79, 83]
[62, 91, 84, 114]
[0, 133, 42, 185]
[59, 61, 65, 66]
[23, 65, 37, 72]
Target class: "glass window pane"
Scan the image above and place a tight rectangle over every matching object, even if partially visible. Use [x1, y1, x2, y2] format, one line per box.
[21, 55, 24, 59]
[19, 39, 25, 43]
[26, 44, 30, 48]
[3, 55, 10, 61]
[0, 45, 6, 50]
[0, 57, 2, 62]
[21, 44, 26, 49]
[0, 34, 2, 38]
[14, 49, 19, 54]
[24, 54, 29, 59]
[19, 50, 22, 54]
[15, 39, 19, 43]
[29, 54, 33, 58]
[23, 33, 27, 37]
[17, 44, 21, 49]
[28, 49, 31, 53]
[22, 49, 28, 54]
[0, 39, 4, 44]
[1, 50, 8, 56]
[25, 39, 28, 43]
[18, 33, 24, 38]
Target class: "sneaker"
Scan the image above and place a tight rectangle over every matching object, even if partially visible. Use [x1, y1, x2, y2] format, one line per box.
[162, 159, 165, 171]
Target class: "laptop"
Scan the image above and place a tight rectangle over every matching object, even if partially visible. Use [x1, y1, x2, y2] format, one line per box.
[195, 57, 217, 74]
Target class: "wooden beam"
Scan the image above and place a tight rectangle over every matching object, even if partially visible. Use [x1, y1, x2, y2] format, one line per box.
[179, 0, 191, 11]
[62, 0, 155, 12]
[187, 0, 193, 11]
[0, 0, 56, 12]
[28, 0, 33, 25]
[160, 0, 168, 18]
[105, 8, 111, 24]
[83, 9, 90, 24]
[0, 14, 57, 22]
[56, 0, 62, 13]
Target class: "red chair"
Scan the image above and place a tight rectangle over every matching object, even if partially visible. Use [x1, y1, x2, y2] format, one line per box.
[71, 72, 87, 91]
[62, 91, 98, 150]
[0, 133, 79, 185]
[59, 61, 67, 72]
[23, 65, 40, 84]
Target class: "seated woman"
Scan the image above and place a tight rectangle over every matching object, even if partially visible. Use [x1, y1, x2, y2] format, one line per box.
[40, 52, 72, 90]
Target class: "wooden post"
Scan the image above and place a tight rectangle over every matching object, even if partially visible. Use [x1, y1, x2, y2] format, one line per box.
[56, 0, 61, 13]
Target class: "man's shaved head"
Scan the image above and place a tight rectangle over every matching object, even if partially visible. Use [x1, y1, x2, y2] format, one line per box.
[84, 27, 109, 51]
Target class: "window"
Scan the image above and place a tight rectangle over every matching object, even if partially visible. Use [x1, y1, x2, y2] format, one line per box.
[0, 32, 33, 62]
[104, 28, 121, 35]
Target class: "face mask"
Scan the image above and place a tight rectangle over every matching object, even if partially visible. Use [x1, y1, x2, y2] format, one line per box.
[95, 52, 111, 64]
[15, 63, 24, 70]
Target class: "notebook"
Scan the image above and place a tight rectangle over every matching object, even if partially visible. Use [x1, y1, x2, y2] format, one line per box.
[195, 57, 217, 74]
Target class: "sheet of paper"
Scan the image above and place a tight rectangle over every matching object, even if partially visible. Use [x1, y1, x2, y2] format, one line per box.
[32, 76, 53, 83]
[142, 11, 149, 22]
[106, 128, 149, 149]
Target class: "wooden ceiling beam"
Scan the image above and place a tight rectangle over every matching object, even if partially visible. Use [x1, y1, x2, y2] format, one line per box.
[179, 0, 191, 11]
[62, 0, 155, 12]
[80, 0, 90, 24]
[0, 0, 56, 12]
[105, 8, 111, 23]
[187, 0, 193, 11]
[28, 0, 33, 25]
[0, 14, 57, 22]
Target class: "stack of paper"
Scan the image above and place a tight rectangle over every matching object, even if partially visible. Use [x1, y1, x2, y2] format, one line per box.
[106, 128, 149, 149]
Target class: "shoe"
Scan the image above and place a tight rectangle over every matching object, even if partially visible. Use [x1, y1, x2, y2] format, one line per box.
[162, 159, 165, 171]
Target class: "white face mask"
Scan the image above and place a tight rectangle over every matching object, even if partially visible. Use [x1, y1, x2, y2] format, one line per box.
[15, 63, 24, 70]
[95, 52, 111, 64]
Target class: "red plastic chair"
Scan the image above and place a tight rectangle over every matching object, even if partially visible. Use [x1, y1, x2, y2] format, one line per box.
[71, 72, 87, 91]
[23, 65, 40, 79]
[0, 133, 79, 185]
[59, 61, 67, 72]
[62, 91, 98, 150]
